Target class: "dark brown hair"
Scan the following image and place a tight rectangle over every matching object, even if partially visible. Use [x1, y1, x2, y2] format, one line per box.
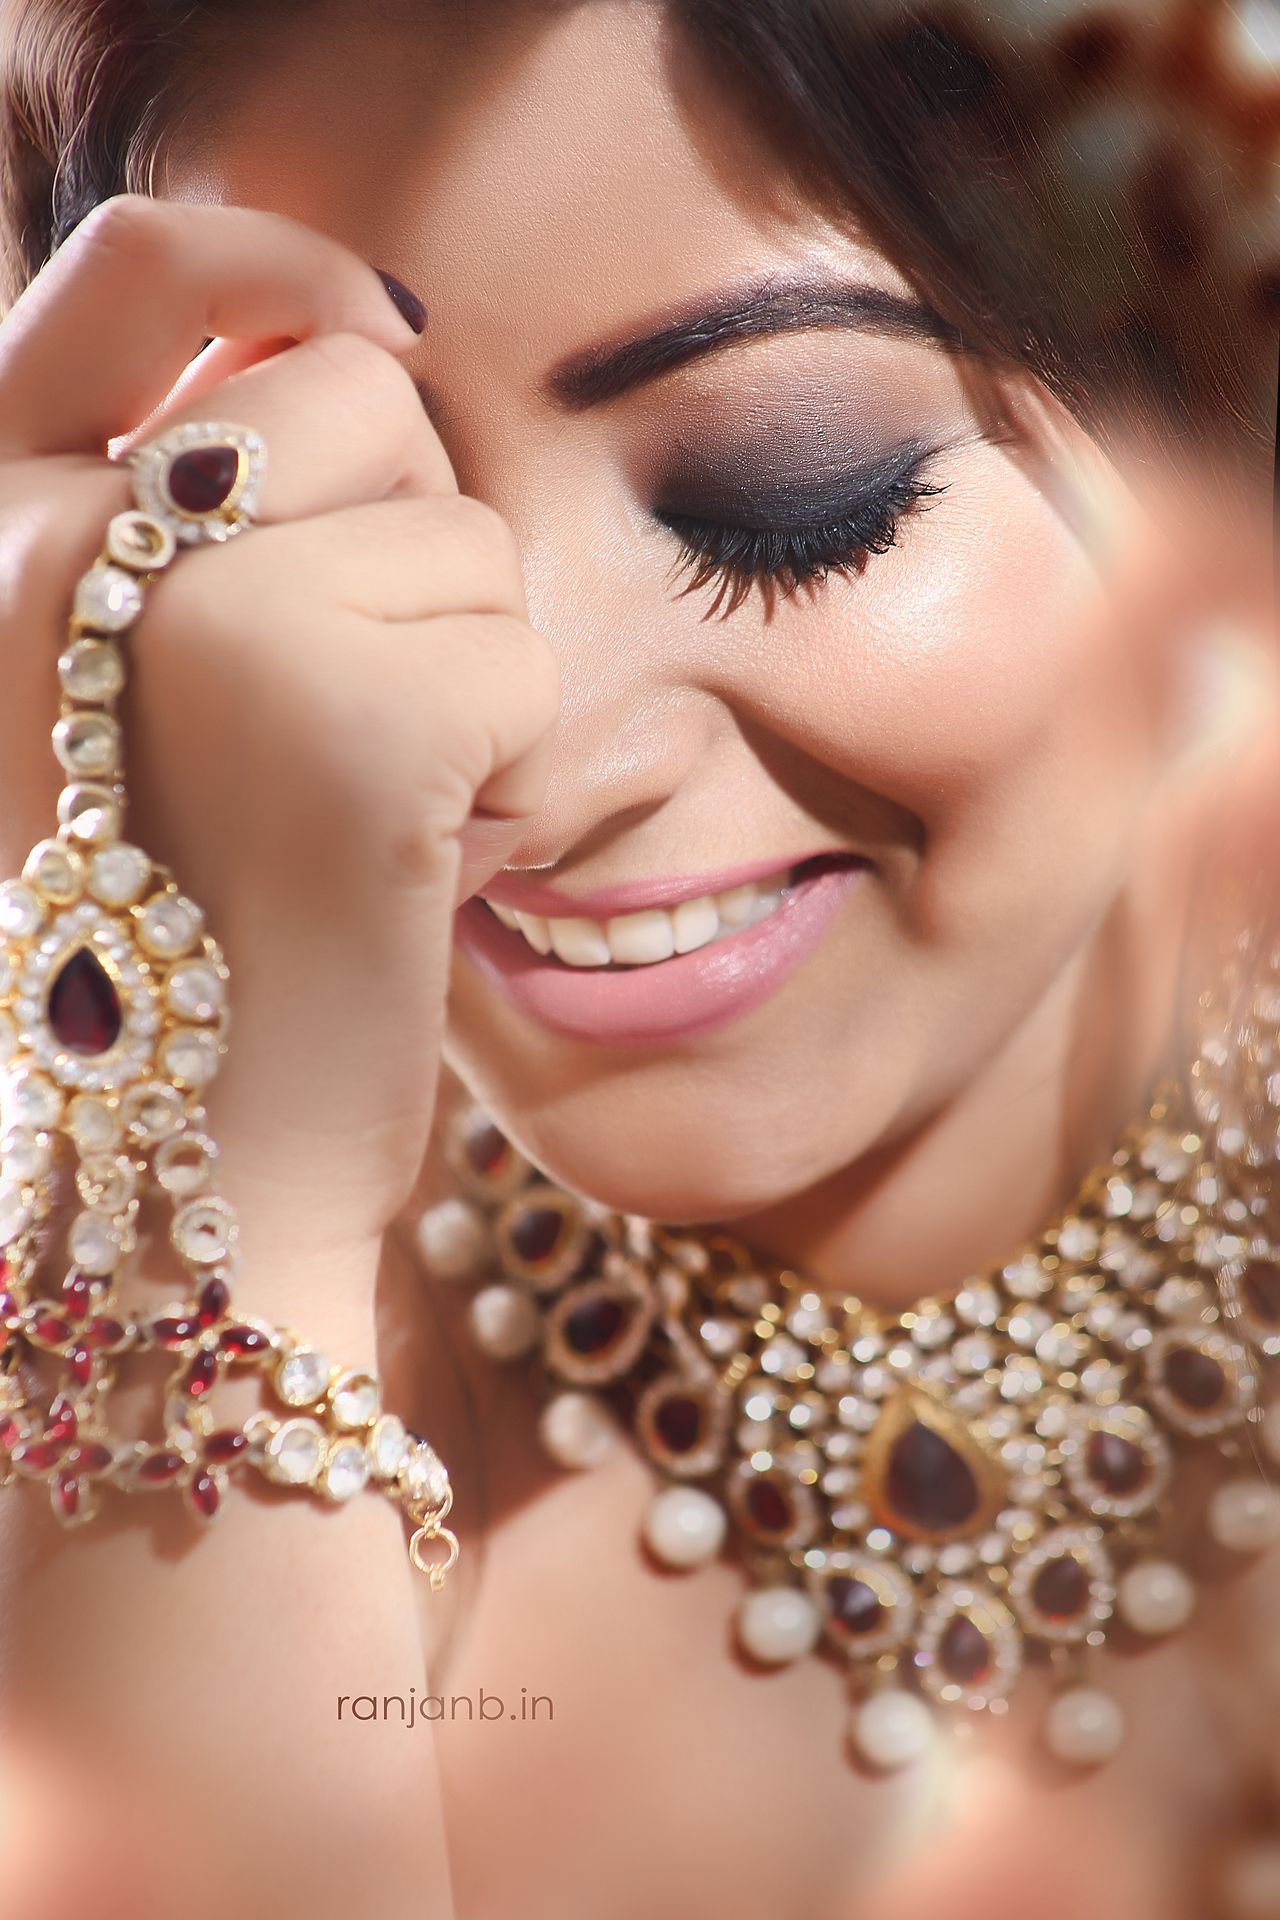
[1, 0, 1277, 479]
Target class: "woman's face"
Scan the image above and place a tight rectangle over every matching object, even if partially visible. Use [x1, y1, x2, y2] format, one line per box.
[175, 0, 1214, 1223]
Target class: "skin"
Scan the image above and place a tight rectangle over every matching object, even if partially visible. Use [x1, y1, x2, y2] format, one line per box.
[0, 1, 1275, 1915]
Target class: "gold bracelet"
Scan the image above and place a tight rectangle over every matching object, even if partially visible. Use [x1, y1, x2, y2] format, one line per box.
[0, 421, 457, 1589]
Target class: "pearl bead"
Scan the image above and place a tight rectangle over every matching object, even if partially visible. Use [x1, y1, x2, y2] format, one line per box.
[1260, 1401, 1280, 1467]
[850, 1690, 935, 1772]
[1209, 1479, 1280, 1554]
[1116, 1558, 1196, 1637]
[641, 1486, 727, 1569]
[537, 1390, 619, 1470]
[1044, 1687, 1125, 1766]
[468, 1283, 541, 1362]
[1221, 1839, 1280, 1920]
[414, 1197, 489, 1281]
[737, 1586, 822, 1665]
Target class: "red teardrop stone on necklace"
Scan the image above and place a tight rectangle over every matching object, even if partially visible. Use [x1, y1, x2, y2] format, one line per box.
[167, 444, 240, 514]
[1086, 1428, 1146, 1495]
[884, 1420, 981, 1535]
[1163, 1346, 1227, 1412]
[1031, 1555, 1091, 1621]
[48, 948, 122, 1057]
[826, 1575, 885, 1639]
[562, 1294, 626, 1355]
[653, 1394, 703, 1455]
[938, 1614, 991, 1685]
[510, 1207, 565, 1265]
[745, 1475, 794, 1536]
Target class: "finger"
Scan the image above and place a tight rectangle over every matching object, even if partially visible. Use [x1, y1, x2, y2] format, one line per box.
[222, 496, 527, 622]
[0, 196, 425, 457]
[116, 329, 457, 517]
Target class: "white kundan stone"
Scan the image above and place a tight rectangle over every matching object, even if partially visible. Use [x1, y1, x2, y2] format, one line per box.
[23, 841, 80, 903]
[66, 1094, 123, 1153]
[469, 1282, 540, 1360]
[68, 1210, 121, 1274]
[1116, 1559, 1195, 1636]
[58, 784, 121, 845]
[414, 1196, 490, 1280]
[320, 1440, 370, 1503]
[276, 1347, 332, 1407]
[1, 1127, 51, 1185]
[331, 1370, 380, 1429]
[166, 963, 224, 1023]
[59, 638, 125, 703]
[137, 894, 203, 959]
[737, 1586, 822, 1664]
[1208, 1479, 1280, 1554]
[851, 1690, 936, 1771]
[3, 1071, 64, 1132]
[641, 1484, 726, 1568]
[171, 1197, 237, 1266]
[266, 1418, 325, 1486]
[1044, 1687, 1125, 1765]
[53, 712, 120, 779]
[369, 1413, 409, 1481]
[88, 845, 152, 909]
[159, 1027, 220, 1090]
[74, 563, 143, 632]
[538, 1390, 620, 1471]
[0, 883, 43, 940]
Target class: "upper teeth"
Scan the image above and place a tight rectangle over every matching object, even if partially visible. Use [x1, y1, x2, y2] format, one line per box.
[486, 871, 794, 968]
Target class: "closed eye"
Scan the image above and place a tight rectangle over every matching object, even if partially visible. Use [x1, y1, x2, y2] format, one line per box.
[655, 448, 947, 618]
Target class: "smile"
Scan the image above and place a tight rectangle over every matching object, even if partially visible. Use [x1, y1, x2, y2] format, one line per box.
[453, 853, 867, 1046]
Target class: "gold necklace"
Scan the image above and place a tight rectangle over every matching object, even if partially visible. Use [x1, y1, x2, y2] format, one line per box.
[416, 917, 1280, 1773]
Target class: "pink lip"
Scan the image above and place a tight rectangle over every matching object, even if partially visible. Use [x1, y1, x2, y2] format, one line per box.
[453, 859, 864, 1047]
[479, 851, 842, 921]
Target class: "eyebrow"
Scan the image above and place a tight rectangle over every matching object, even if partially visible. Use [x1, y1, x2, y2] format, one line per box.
[544, 274, 959, 410]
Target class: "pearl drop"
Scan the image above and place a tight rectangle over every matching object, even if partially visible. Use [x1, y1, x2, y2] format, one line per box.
[1260, 1401, 1280, 1467]
[414, 1197, 489, 1281]
[468, 1283, 541, 1361]
[1209, 1479, 1280, 1554]
[1044, 1687, 1125, 1766]
[538, 1390, 618, 1470]
[1116, 1559, 1196, 1637]
[1220, 1839, 1280, 1920]
[737, 1586, 822, 1664]
[641, 1485, 727, 1569]
[850, 1690, 935, 1772]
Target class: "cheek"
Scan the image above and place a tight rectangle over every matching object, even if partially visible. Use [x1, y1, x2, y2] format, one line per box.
[757, 459, 1164, 946]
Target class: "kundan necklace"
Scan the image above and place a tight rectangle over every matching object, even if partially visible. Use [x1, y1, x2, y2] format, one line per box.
[414, 914, 1280, 1773]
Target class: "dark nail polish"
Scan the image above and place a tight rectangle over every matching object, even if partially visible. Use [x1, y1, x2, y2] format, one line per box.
[375, 268, 427, 334]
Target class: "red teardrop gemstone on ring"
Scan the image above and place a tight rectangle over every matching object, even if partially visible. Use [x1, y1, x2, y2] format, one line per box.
[938, 1614, 991, 1685]
[1031, 1555, 1090, 1621]
[562, 1295, 626, 1355]
[1086, 1428, 1146, 1495]
[48, 948, 122, 1057]
[827, 1575, 884, 1638]
[1163, 1346, 1227, 1412]
[884, 1420, 981, 1535]
[190, 1470, 221, 1516]
[167, 444, 240, 514]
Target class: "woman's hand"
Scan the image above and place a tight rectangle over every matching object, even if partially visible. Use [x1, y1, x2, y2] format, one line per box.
[0, 195, 558, 1919]
[0, 193, 559, 1287]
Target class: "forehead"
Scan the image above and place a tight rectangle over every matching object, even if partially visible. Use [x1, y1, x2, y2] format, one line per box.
[169, 0, 912, 375]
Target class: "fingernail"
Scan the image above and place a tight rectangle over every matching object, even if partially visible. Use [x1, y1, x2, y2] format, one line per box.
[375, 268, 427, 334]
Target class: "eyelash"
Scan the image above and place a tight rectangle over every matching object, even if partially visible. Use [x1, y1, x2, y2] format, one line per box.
[657, 460, 947, 618]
